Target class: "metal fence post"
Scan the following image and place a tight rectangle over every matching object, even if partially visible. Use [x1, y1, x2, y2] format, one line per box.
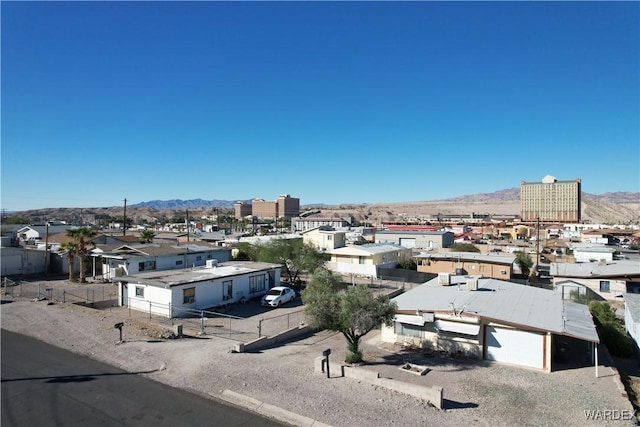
[200, 310, 205, 335]
[149, 301, 152, 320]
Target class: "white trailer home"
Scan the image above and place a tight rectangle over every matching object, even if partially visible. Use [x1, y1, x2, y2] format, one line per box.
[115, 261, 281, 318]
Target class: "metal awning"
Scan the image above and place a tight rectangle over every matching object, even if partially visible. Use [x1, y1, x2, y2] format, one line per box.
[434, 320, 480, 336]
[395, 314, 425, 326]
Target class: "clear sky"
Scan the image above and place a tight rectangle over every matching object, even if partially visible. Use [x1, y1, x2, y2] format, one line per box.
[2, 1, 638, 211]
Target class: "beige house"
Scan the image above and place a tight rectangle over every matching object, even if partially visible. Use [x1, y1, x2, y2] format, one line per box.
[414, 252, 516, 280]
[326, 243, 412, 278]
[550, 260, 640, 300]
[302, 227, 346, 252]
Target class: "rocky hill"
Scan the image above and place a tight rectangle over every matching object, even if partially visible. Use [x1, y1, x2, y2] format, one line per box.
[5, 190, 639, 226]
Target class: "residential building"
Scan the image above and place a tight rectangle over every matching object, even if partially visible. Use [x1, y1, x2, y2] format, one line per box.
[115, 261, 281, 317]
[375, 230, 454, 250]
[292, 216, 352, 232]
[520, 175, 581, 223]
[326, 243, 412, 278]
[92, 243, 232, 281]
[381, 275, 599, 372]
[302, 227, 347, 252]
[625, 293, 640, 353]
[550, 260, 640, 300]
[414, 252, 516, 280]
[16, 224, 74, 245]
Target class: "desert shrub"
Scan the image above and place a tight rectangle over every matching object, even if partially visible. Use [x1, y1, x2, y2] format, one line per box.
[589, 301, 635, 357]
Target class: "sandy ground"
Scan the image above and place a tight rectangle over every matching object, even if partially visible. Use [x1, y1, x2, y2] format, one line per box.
[1, 279, 638, 426]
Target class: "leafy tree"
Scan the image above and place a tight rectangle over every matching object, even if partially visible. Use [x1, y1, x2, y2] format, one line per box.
[59, 241, 79, 282]
[302, 269, 397, 363]
[140, 229, 156, 243]
[397, 253, 417, 270]
[514, 251, 534, 277]
[67, 227, 98, 283]
[257, 239, 327, 286]
[2, 215, 30, 224]
[449, 243, 480, 253]
[235, 242, 260, 261]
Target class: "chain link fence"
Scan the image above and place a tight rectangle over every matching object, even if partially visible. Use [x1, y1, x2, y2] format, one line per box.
[1, 277, 117, 305]
[2, 275, 404, 344]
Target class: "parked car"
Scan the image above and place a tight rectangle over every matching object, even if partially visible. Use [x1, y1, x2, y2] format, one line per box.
[261, 286, 296, 307]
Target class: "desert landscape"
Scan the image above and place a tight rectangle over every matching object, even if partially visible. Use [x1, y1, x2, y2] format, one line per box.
[6, 190, 639, 226]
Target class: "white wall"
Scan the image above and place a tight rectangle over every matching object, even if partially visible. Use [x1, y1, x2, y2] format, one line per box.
[123, 268, 281, 318]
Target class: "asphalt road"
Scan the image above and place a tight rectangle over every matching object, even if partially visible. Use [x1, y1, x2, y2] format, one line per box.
[1, 329, 284, 427]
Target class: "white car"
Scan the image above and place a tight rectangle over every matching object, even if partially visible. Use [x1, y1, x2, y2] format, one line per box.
[261, 286, 296, 307]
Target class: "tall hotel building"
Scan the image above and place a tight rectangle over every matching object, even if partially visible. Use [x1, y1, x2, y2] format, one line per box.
[520, 176, 581, 223]
[235, 194, 300, 220]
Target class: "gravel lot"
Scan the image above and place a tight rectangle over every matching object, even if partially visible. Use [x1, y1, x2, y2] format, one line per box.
[1, 278, 637, 426]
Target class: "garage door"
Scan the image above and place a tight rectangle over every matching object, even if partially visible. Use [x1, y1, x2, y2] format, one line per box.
[399, 238, 416, 248]
[485, 326, 545, 369]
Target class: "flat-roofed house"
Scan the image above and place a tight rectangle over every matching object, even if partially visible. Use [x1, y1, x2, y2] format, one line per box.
[414, 252, 517, 280]
[375, 230, 454, 250]
[93, 243, 232, 280]
[326, 243, 412, 278]
[115, 261, 281, 317]
[302, 227, 347, 252]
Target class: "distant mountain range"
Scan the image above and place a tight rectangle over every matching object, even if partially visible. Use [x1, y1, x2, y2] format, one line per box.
[132, 199, 250, 210]
[131, 189, 639, 210]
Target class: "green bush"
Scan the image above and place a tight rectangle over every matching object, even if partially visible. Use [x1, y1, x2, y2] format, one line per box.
[589, 301, 617, 324]
[589, 301, 635, 358]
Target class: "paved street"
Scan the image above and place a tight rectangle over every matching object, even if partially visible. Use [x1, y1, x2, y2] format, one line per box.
[1, 329, 284, 427]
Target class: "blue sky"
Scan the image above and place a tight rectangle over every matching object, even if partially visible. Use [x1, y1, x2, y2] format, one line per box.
[2, 1, 638, 211]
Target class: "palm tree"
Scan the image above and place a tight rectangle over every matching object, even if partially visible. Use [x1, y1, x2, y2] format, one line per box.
[67, 227, 98, 283]
[140, 229, 156, 243]
[59, 241, 79, 282]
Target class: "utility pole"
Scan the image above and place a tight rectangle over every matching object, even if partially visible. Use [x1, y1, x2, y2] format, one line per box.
[186, 209, 189, 243]
[123, 198, 127, 236]
[536, 217, 541, 271]
[44, 222, 50, 275]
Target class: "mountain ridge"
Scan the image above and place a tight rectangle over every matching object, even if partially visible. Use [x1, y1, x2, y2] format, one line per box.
[129, 189, 639, 210]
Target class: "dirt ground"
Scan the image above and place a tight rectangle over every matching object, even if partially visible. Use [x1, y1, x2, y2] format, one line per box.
[3, 277, 639, 426]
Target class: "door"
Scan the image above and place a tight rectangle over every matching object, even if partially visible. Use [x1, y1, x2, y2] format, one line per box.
[485, 326, 544, 369]
[120, 282, 128, 306]
[399, 238, 416, 249]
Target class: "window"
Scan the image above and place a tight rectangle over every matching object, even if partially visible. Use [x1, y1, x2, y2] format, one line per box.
[359, 256, 366, 265]
[196, 256, 202, 262]
[249, 275, 266, 294]
[183, 287, 195, 304]
[138, 261, 156, 271]
[600, 281, 610, 292]
[394, 322, 423, 338]
[135, 286, 144, 297]
[223, 281, 233, 300]
[176, 260, 183, 266]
